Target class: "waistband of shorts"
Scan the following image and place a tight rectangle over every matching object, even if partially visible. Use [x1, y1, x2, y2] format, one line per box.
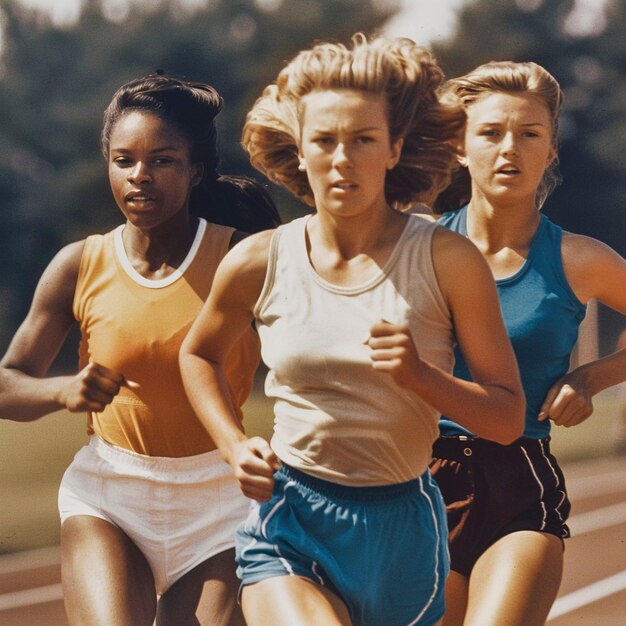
[279, 463, 426, 502]
[432, 435, 551, 459]
[89, 435, 229, 474]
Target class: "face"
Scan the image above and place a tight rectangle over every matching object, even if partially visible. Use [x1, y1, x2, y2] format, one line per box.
[461, 92, 555, 206]
[298, 89, 402, 218]
[108, 111, 202, 229]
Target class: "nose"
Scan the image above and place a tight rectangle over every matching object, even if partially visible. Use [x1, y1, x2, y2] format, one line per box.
[128, 161, 152, 183]
[332, 142, 352, 168]
[500, 132, 518, 156]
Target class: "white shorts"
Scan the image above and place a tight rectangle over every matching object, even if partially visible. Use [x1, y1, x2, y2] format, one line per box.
[58, 435, 250, 594]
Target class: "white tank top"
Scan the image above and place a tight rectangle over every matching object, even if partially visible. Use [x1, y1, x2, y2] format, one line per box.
[254, 214, 454, 486]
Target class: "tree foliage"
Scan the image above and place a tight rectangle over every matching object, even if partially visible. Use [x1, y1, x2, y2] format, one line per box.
[0, 0, 397, 352]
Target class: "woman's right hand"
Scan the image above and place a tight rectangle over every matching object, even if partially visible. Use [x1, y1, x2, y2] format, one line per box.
[230, 437, 280, 502]
[58, 362, 138, 413]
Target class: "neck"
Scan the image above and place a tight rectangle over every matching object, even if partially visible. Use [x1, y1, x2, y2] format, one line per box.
[314, 204, 402, 259]
[123, 213, 199, 274]
[466, 192, 540, 251]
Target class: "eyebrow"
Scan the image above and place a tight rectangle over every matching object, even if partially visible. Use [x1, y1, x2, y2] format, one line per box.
[109, 145, 183, 153]
[312, 126, 384, 134]
[477, 121, 548, 127]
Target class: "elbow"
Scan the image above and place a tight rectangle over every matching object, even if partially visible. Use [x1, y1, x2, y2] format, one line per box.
[492, 395, 526, 445]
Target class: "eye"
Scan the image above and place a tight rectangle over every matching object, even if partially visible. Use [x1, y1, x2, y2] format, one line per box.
[112, 156, 132, 167]
[356, 136, 374, 144]
[313, 136, 334, 145]
[522, 130, 540, 138]
[154, 157, 174, 165]
[480, 129, 499, 137]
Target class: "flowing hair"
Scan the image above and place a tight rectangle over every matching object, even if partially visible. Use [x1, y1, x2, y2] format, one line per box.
[242, 33, 464, 209]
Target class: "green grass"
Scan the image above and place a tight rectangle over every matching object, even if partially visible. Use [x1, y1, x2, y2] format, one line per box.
[1, 388, 623, 554]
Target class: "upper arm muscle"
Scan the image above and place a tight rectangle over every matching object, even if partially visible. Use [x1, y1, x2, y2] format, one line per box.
[432, 227, 520, 388]
[1, 241, 84, 376]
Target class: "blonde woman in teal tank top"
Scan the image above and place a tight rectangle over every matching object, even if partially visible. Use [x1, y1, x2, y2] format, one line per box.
[430, 61, 626, 626]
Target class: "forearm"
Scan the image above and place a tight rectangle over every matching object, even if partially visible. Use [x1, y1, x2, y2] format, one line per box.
[408, 360, 525, 444]
[180, 352, 248, 466]
[0, 368, 68, 422]
[572, 349, 626, 396]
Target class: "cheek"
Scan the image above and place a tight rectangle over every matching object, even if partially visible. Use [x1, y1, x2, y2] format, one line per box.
[108, 169, 124, 194]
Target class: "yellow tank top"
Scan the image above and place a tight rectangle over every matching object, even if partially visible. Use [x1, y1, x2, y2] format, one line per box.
[73, 219, 260, 457]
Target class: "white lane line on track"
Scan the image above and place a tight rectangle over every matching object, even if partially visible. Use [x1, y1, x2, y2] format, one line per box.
[548, 569, 626, 620]
[0, 583, 63, 611]
[566, 469, 626, 500]
[0, 546, 60, 575]
[568, 501, 626, 535]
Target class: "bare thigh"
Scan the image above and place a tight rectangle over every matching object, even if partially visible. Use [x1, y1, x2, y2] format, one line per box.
[441, 570, 469, 626]
[464, 530, 564, 626]
[156, 548, 243, 626]
[61, 515, 156, 626]
[241, 575, 353, 626]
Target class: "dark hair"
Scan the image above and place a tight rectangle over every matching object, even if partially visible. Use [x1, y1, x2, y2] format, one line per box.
[102, 73, 280, 232]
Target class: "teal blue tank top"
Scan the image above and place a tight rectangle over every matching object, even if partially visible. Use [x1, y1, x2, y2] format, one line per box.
[438, 206, 587, 439]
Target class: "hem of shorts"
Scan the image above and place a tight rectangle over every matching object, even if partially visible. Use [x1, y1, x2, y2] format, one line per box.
[157, 540, 237, 595]
[237, 570, 309, 603]
[59, 508, 114, 526]
[451, 525, 569, 578]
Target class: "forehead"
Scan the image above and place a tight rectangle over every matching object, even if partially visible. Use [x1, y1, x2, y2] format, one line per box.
[467, 91, 552, 127]
[109, 110, 189, 147]
[301, 89, 389, 130]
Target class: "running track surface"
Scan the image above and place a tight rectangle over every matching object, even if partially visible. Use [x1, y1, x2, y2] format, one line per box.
[1, 456, 624, 625]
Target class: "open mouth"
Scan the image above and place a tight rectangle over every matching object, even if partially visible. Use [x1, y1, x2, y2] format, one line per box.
[332, 181, 358, 191]
[496, 166, 520, 176]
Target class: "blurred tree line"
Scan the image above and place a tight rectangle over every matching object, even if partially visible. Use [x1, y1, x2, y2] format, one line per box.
[432, 0, 626, 352]
[0, 0, 624, 363]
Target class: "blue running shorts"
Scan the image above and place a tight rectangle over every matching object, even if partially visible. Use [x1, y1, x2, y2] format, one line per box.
[236, 463, 448, 626]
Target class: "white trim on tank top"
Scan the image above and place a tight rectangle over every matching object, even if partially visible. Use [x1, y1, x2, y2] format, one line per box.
[113, 218, 207, 289]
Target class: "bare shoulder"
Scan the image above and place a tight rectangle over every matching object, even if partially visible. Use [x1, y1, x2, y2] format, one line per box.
[213, 228, 275, 301]
[432, 224, 482, 261]
[562, 230, 620, 261]
[222, 228, 273, 273]
[33, 240, 86, 311]
[431, 226, 493, 304]
[562, 230, 626, 304]
[46, 240, 86, 279]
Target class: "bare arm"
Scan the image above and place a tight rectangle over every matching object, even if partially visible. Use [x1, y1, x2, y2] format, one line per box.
[0, 241, 133, 421]
[180, 230, 279, 501]
[367, 228, 525, 444]
[539, 233, 626, 427]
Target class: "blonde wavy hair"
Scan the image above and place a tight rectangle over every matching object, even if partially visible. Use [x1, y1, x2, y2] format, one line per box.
[434, 60, 563, 213]
[242, 33, 464, 209]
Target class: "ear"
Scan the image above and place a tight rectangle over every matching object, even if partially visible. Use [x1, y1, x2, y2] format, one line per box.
[385, 137, 404, 170]
[191, 163, 204, 187]
[546, 145, 557, 167]
[454, 135, 468, 168]
[297, 156, 307, 172]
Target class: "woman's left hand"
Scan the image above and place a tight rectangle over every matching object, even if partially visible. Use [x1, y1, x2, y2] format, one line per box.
[538, 369, 594, 427]
[365, 320, 423, 388]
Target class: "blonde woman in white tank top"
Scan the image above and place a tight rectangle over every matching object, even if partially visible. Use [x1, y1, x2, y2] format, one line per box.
[181, 34, 525, 626]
